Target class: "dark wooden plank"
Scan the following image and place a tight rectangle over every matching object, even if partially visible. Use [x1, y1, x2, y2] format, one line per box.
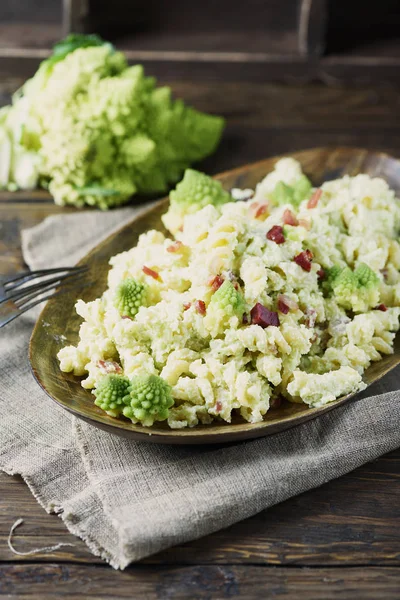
[0, 23, 60, 50]
[1, 80, 400, 131]
[1, 564, 400, 599]
[2, 47, 400, 83]
[0, 80, 398, 136]
[0, 1, 61, 24]
[1, 450, 399, 566]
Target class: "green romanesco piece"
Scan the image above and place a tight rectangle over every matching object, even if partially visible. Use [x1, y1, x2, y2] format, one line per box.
[204, 280, 245, 336]
[211, 279, 245, 317]
[162, 169, 231, 235]
[271, 174, 312, 208]
[321, 265, 343, 295]
[114, 277, 148, 318]
[93, 374, 131, 417]
[123, 374, 174, 426]
[328, 263, 380, 313]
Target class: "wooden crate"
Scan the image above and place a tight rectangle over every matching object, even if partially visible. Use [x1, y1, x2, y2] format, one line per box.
[0, 0, 399, 83]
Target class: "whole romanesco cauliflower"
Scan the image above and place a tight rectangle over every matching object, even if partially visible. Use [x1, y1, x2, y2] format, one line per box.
[123, 374, 173, 426]
[114, 277, 148, 318]
[93, 374, 131, 417]
[0, 35, 224, 208]
[162, 168, 231, 235]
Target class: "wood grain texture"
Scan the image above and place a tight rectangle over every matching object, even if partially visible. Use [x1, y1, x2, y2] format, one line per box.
[1, 564, 400, 599]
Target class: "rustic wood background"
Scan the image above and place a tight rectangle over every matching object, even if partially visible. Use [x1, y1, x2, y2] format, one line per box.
[0, 73, 399, 598]
[1, 0, 400, 83]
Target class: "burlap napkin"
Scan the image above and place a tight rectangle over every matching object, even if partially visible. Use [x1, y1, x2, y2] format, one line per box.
[0, 206, 399, 569]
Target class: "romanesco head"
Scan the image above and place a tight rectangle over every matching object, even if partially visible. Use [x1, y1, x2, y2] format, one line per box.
[123, 374, 173, 426]
[0, 35, 224, 208]
[93, 374, 131, 417]
[162, 169, 231, 235]
[114, 277, 148, 318]
[211, 279, 245, 317]
[330, 263, 380, 313]
[271, 174, 312, 208]
[204, 280, 245, 336]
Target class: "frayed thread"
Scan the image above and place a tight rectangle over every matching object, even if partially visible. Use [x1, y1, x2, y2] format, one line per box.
[8, 518, 75, 556]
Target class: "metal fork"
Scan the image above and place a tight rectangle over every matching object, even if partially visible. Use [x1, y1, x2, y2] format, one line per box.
[0, 266, 88, 328]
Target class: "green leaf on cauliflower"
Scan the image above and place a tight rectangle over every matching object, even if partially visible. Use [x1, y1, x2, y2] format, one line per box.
[47, 34, 113, 67]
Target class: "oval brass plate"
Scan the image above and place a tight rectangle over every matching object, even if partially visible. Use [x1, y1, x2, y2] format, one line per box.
[29, 147, 400, 444]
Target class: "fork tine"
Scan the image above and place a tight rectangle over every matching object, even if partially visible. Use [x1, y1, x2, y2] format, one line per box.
[15, 280, 92, 315]
[0, 279, 92, 328]
[15, 271, 88, 309]
[4, 266, 87, 289]
[1, 269, 87, 306]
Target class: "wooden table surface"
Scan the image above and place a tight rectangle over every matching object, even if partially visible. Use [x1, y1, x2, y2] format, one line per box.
[0, 78, 400, 599]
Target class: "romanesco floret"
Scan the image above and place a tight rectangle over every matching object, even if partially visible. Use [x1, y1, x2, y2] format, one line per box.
[114, 278, 148, 318]
[123, 374, 173, 426]
[330, 263, 380, 313]
[211, 280, 245, 317]
[204, 280, 245, 336]
[93, 374, 131, 417]
[271, 174, 312, 208]
[0, 35, 225, 208]
[162, 169, 231, 235]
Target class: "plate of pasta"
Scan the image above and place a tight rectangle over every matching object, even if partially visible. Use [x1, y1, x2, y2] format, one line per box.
[30, 147, 400, 444]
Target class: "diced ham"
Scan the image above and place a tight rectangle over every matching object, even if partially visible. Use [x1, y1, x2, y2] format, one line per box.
[249, 202, 269, 219]
[142, 265, 160, 280]
[250, 303, 280, 328]
[317, 268, 326, 281]
[266, 225, 285, 244]
[282, 209, 298, 226]
[307, 188, 322, 208]
[97, 360, 122, 374]
[208, 275, 224, 291]
[375, 304, 388, 312]
[167, 241, 184, 253]
[215, 400, 223, 413]
[294, 249, 313, 272]
[183, 302, 191, 311]
[277, 294, 298, 314]
[194, 300, 206, 315]
[277, 297, 289, 314]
